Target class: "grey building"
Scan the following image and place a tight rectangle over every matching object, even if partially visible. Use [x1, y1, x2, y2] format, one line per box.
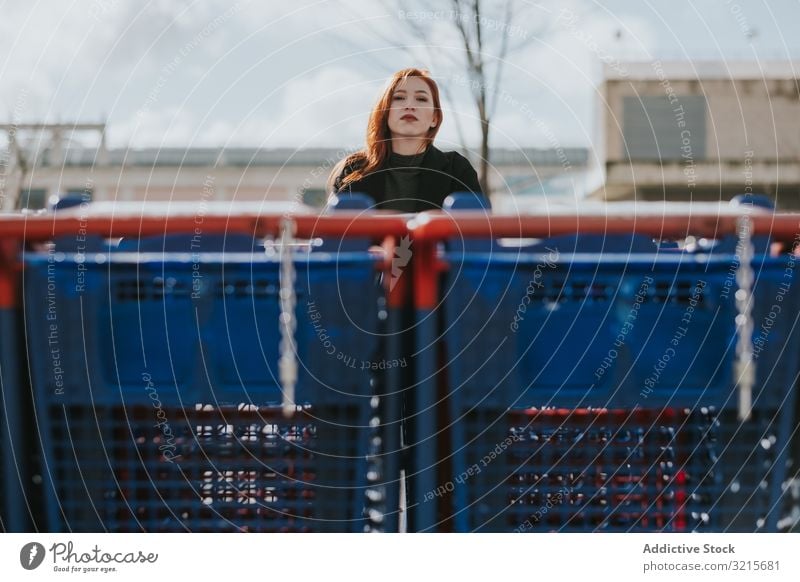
[0, 123, 589, 212]
[592, 60, 800, 208]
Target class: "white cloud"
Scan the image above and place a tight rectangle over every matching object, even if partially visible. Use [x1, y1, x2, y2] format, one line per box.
[1, 0, 798, 152]
[269, 67, 376, 147]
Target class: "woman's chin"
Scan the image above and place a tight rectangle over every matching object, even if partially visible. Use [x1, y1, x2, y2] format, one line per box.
[390, 131, 428, 140]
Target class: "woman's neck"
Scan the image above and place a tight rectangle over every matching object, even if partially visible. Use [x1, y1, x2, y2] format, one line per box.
[390, 136, 429, 156]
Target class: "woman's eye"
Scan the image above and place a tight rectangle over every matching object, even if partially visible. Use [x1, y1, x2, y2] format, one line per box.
[416, 98, 428, 103]
[393, 95, 404, 101]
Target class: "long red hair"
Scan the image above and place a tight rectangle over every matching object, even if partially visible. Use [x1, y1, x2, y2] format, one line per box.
[328, 67, 443, 192]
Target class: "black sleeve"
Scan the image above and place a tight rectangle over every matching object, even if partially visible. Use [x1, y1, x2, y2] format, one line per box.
[333, 157, 366, 194]
[450, 154, 482, 194]
[332, 172, 344, 193]
[332, 164, 351, 193]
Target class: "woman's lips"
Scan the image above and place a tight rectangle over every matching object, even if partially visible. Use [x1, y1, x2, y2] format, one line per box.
[401, 115, 418, 121]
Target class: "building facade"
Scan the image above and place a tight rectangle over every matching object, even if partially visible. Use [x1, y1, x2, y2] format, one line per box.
[0, 124, 588, 212]
[593, 61, 800, 208]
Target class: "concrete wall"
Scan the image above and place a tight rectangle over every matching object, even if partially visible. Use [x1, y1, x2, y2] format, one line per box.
[598, 70, 800, 207]
[605, 78, 800, 163]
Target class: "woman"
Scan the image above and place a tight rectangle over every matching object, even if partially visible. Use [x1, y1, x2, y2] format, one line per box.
[327, 68, 482, 213]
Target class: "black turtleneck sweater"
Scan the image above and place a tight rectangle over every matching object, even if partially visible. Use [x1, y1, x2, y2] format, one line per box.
[333, 144, 482, 212]
[382, 150, 427, 212]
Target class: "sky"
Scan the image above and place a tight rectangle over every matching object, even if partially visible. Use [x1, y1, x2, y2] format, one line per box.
[1, 0, 798, 153]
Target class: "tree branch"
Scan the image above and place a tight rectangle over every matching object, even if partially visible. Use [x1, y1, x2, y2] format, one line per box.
[487, 0, 514, 120]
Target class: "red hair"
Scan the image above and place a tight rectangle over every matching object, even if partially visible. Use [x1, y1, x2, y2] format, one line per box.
[329, 68, 442, 191]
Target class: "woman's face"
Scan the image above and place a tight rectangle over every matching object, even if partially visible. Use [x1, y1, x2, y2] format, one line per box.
[386, 76, 438, 141]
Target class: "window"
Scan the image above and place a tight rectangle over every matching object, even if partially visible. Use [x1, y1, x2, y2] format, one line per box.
[622, 95, 706, 161]
[17, 188, 48, 210]
[302, 188, 327, 208]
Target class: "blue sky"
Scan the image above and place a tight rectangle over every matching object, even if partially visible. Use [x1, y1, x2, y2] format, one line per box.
[1, 0, 798, 152]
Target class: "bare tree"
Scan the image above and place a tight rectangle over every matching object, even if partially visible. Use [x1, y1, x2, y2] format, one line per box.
[328, 0, 557, 194]
[385, 0, 553, 194]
